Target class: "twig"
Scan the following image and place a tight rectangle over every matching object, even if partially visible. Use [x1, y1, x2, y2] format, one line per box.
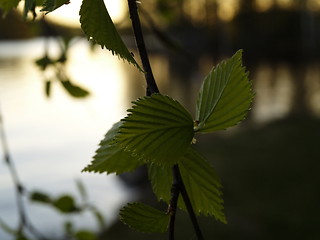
[0, 106, 47, 240]
[126, 1, 204, 239]
[173, 165, 204, 240]
[168, 166, 180, 240]
[127, 0, 159, 96]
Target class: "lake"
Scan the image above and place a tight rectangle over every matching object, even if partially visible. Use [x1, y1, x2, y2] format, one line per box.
[1, 37, 320, 239]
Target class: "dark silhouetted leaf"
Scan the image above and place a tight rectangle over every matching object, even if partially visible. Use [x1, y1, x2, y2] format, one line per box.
[79, 0, 141, 70]
[53, 195, 79, 213]
[59, 79, 90, 98]
[41, 0, 70, 14]
[45, 80, 51, 97]
[29, 191, 52, 204]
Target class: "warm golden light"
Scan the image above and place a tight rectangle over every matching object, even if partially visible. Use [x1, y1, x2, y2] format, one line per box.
[47, 0, 126, 27]
[217, 0, 239, 21]
[255, 0, 274, 12]
[276, 0, 293, 8]
[307, 0, 320, 11]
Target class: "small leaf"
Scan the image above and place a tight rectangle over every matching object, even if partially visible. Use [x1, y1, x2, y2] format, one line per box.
[41, 0, 70, 14]
[35, 55, 53, 70]
[114, 94, 194, 166]
[83, 122, 143, 175]
[45, 80, 51, 97]
[59, 79, 90, 98]
[53, 195, 79, 213]
[75, 179, 87, 202]
[29, 191, 52, 204]
[179, 147, 226, 223]
[74, 230, 97, 240]
[0, 0, 21, 16]
[120, 202, 169, 233]
[196, 50, 254, 132]
[79, 0, 141, 70]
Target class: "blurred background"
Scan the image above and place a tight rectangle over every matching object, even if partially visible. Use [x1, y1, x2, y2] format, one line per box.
[1, 0, 320, 239]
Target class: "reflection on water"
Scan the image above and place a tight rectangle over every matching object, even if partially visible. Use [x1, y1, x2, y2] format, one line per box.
[1, 38, 320, 239]
[0, 38, 139, 240]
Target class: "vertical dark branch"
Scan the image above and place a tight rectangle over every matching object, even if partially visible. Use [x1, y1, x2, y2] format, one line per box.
[127, 1, 203, 239]
[127, 0, 159, 95]
[173, 165, 204, 240]
[168, 166, 180, 240]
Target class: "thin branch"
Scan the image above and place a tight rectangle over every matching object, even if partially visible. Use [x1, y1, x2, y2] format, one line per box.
[126, 1, 203, 239]
[127, 0, 159, 95]
[173, 165, 204, 240]
[168, 166, 180, 240]
[0, 106, 47, 240]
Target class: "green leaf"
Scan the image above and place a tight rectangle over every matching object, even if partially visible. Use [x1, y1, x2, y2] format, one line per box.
[29, 191, 52, 204]
[75, 179, 88, 202]
[59, 79, 90, 98]
[0, 0, 20, 16]
[120, 202, 169, 233]
[41, 0, 70, 14]
[195, 50, 254, 133]
[80, 0, 141, 70]
[179, 147, 226, 223]
[45, 80, 51, 97]
[149, 147, 226, 223]
[115, 94, 194, 166]
[83, 122, 143, 175]
[148, 163, 172, 203]
[74, 230, 97, 240]
[53, 195, 80, 213]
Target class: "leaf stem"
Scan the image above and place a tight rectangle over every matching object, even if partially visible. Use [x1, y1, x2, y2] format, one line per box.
[127, 0, 159, 95]
[168, 166, 180, 240]
[127, 1, 204, 239]
[173, 165, 204, 240]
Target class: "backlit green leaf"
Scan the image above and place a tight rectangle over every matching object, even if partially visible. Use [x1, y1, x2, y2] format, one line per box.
[149, 147, 226, 223]
[195, 50, 254, 132]
[148, 163, 172, 203]
[83, 122, 143, 175]
[179, 147, 226, 223]
[115, 94, 194, 166]
[120, 202, 169, 233]
[41, 0, 70, 14]
[80, 0, 141, 70]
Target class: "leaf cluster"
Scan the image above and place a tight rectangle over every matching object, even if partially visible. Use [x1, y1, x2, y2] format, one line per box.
[0, 180, 104, 240]
[83, 50, 254, 233]
[35, 37, 90, 98]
